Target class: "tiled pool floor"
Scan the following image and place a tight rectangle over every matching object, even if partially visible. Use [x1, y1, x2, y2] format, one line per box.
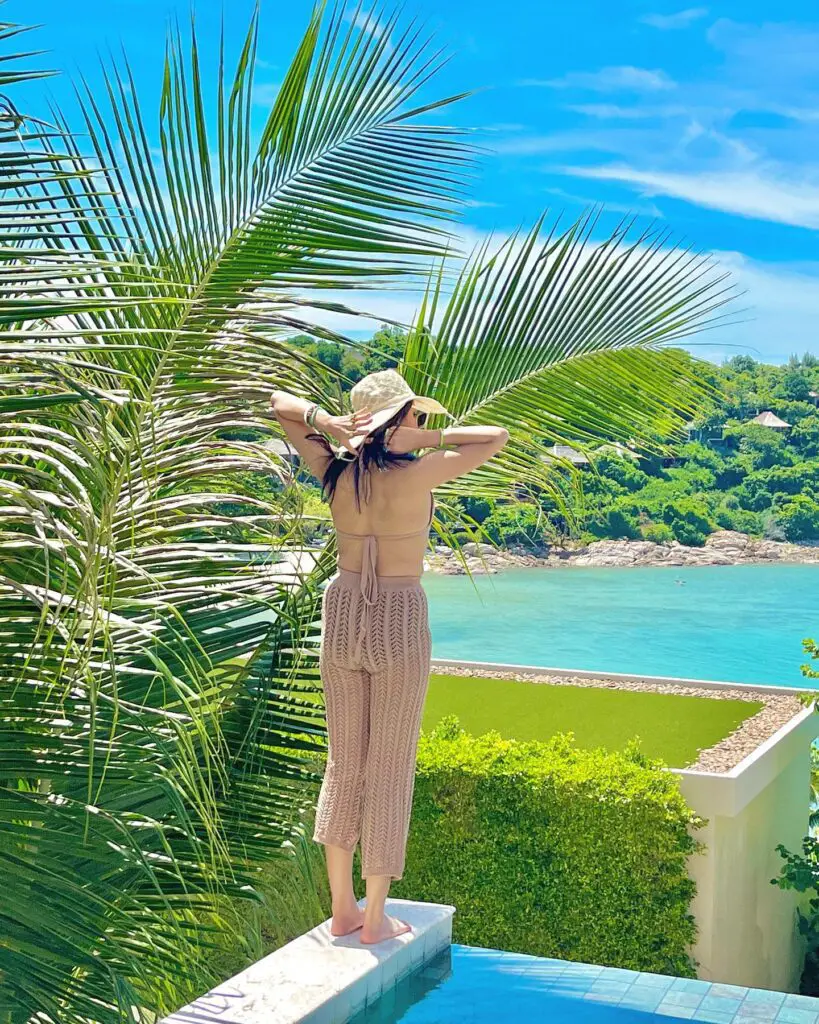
[350, 944, 819, 1024]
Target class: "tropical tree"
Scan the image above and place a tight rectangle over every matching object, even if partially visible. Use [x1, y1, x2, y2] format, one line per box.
[1, 7, 470, 1021]
[2, 6, 732, 1024]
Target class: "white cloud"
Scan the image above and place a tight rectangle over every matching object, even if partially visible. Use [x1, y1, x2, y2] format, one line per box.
[298, 228, 819, 364]
[493, 129, 648, 156]
[480, 122, 529, 132]
[343, 9, 394, 53]
[695, 251, 819, 363]
[640, 8, 709, 30]
[707, 19, 819, 91]
[544, 186, 664, 219]
[291, 290, 424, 337]
[251, 82, 280, 107]
[567, 103, 689, 120]
[562, 164, 819, 229]
[522, 66, 676, 93]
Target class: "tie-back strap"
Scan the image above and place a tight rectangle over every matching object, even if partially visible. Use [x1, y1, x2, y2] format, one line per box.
[357, 445, 372, 504]
[353, 534, 379, 663]
[359, 535, 379, 605]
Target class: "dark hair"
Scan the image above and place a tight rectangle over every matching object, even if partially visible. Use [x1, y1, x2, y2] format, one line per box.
[312, 400, 417, 510]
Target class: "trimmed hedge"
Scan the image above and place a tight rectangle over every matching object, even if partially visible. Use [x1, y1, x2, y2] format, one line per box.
[392, 717, 704, 976]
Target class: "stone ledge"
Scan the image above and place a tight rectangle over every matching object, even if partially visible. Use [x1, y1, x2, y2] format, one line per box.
[160, 898, 455, 1024]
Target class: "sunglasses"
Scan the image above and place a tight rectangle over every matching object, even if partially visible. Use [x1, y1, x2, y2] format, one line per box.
[414, 410, 428, 427]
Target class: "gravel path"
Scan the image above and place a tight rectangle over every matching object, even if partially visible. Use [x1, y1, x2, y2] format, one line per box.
[433, 665, 810, 773]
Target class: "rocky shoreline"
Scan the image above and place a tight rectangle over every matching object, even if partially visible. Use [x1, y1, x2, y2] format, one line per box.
[425, 530, 819, 575]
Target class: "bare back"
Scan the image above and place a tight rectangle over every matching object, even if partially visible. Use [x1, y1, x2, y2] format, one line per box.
[270, 402, 508, 578]
[330, 461, 434, 578]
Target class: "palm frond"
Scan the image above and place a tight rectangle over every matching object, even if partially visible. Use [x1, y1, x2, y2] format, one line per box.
[402, 214, 736, 500]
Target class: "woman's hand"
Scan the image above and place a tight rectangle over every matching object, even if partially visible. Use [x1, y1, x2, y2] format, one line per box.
[384, 425, 440, 454]
[323, 411, 373, 453]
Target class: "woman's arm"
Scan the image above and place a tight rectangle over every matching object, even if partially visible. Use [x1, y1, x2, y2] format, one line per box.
[269, 391, 371, 476]
[386, 423, 506, 454]
[388, 422, 509, 486]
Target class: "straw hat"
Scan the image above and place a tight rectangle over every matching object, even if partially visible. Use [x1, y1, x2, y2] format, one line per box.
[348, 369, 451, 448]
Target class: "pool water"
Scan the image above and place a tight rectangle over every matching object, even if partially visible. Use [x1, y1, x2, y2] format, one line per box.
[350, 944, 819, 1024]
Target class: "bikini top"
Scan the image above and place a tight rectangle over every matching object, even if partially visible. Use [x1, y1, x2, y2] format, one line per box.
[334, 493, 435, 605]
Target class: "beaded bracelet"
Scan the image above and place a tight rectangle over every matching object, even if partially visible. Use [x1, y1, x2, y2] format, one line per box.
[303, 403, 325, 429]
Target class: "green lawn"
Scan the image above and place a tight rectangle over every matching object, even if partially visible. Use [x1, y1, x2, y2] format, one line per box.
[421, 673, 764, 768]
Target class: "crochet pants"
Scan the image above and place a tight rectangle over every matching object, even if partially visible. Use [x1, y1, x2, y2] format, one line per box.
[313, 569, 431, 880]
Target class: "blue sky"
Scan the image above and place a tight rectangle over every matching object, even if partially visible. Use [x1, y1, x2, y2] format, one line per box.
[20, 0, 819, 363]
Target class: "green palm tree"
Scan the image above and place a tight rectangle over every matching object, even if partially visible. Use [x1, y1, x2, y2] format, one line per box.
[2, 5, 731, 1022]
[1, 7, 470, 1021]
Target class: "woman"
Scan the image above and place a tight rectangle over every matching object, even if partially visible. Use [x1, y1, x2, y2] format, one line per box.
[270, 369, 508, 945]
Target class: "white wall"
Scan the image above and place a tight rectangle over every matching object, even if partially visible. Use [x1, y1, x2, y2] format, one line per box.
[677, 708, 816, 990]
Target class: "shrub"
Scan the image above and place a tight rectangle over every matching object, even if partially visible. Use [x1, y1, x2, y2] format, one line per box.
[668, 465, 717, 491]
[670, 523, 707, 546]
[605, 508, 641, 540]
[594, 455, 650, 492]
[677, 441, 725, 471]
[738, 463, 819, 512]
[715, 459, 747, 489]
[723, 421, 793, 471]
[661, 497, 714, 547]
[791, 415, 819, 458]
[773, 836, 819, 995]
[392, 718, 702, 975]
[483, 503, 545, 547]
[643, 522, 675, 544]
[715, 505, 761, 535]
[761, 512, 787, 541]
[776, 496, 819, 541]
[461, 495, 494, 524]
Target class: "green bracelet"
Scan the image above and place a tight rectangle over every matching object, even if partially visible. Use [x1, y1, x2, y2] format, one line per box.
[304, 403, 325, 430]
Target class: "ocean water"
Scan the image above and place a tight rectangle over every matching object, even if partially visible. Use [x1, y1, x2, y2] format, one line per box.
[423, 563, 819, 688]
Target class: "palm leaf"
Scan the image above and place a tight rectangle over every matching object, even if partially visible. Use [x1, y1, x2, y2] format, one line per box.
[402, 214, 736, 502]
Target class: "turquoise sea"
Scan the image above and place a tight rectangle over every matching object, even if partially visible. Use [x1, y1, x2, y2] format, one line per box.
[423, 564, 819, 688]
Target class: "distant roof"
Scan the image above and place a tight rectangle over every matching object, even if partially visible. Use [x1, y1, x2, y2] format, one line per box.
[541, 444, 590, 466]
[265, 438, 300, 457]
[595, 442, 640, 460]
[750, 411, 791, 428]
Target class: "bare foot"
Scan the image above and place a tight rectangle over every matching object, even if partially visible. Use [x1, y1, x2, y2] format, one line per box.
[330, 907, 365, 937]
[360, 914, 412, 945]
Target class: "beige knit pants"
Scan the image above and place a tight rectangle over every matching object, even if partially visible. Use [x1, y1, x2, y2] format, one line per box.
[313, 569, 431, 880]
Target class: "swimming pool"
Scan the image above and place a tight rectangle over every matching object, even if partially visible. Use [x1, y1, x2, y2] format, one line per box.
[350, 944, 819, 1024]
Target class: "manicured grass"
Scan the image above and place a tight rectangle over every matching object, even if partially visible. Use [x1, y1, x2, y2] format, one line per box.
[421, 673, 764, 768]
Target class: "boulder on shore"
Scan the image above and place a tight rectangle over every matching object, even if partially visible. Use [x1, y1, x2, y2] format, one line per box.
[424, 530, 819, 573]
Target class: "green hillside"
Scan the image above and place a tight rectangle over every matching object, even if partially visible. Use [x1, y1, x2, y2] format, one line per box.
[275, 338, 819, 547]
